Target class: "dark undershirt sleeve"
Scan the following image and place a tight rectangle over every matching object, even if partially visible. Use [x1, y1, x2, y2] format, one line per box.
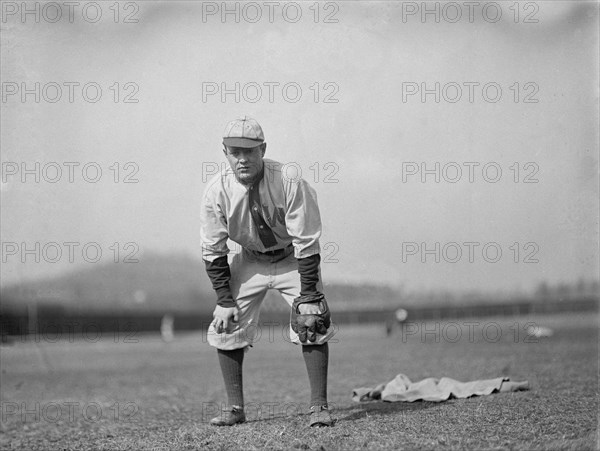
[204, 256, 236, 307]
[297, 253, 322, 296]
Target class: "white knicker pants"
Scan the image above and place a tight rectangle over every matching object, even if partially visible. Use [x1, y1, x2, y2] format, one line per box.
[206, 248, 336, 350]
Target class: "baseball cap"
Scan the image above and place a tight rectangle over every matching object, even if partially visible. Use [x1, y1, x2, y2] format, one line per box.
[223, 116, 265, 148]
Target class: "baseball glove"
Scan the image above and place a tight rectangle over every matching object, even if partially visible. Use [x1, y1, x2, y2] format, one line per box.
[291, 293, 331, 343]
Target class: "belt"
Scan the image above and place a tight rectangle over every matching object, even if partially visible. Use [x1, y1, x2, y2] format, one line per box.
[244, 244, 294, 262]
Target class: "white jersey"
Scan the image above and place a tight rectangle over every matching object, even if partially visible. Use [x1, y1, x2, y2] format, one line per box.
[201, 158, 322, 262]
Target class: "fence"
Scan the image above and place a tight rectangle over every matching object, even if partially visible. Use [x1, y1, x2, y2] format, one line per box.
[1, 297, 597, 341]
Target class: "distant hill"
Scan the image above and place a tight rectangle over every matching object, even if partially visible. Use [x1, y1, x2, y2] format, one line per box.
[0, 252, 216, 314]
[0, 252, 403, 315]
[1, 252, 596, 316]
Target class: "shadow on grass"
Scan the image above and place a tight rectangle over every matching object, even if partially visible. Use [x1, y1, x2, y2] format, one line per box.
[334, 401, 439, 422]
[229, 401, 441, 425]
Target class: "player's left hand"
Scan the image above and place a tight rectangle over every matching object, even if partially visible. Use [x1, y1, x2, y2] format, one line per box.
[291, 293, 331, 343]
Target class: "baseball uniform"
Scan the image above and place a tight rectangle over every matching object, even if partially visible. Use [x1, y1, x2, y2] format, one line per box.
[201, 116, 334, 428]
[201, 158, 336, 349]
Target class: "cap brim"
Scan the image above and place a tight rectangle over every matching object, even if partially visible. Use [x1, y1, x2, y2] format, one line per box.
[223, 137, 264, 148]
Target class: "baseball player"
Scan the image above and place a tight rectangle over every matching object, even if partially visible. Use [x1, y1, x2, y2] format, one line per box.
[200, 116, 335, 427]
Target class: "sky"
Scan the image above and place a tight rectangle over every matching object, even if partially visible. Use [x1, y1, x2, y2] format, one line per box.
[1, 1, 598, 293]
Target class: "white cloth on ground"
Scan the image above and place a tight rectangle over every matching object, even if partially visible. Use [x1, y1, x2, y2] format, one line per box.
[352, 373, 529, 403]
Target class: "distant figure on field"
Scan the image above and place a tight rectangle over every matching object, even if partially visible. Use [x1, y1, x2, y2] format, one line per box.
[160, 314, 174, 343]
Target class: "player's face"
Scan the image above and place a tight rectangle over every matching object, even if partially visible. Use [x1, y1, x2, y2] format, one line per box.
[223, 143, 266, 185]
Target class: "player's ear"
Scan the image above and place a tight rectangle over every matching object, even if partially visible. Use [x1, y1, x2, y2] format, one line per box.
[261, 142, 267, 157]
[222, 146, 228, 156]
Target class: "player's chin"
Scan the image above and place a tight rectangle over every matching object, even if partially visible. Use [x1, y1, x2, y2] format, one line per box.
[236, 171, 256, 184]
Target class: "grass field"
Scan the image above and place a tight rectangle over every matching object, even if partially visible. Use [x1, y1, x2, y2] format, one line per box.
[0, 312, 597, 450]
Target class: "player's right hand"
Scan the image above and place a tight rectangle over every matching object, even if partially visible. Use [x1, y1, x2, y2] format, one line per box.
[213, 305, 239, 334]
